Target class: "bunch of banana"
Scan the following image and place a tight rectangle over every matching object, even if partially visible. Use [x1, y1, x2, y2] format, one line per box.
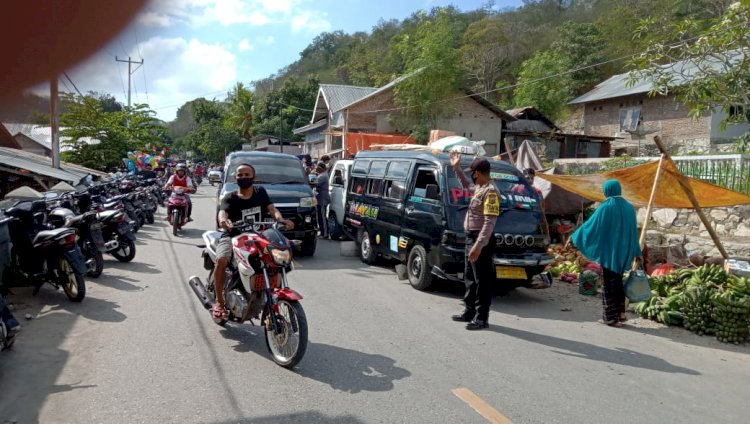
[681, 286, 715, 336]
[677, 268, 695, 283]
[687, 265, 727, 288]
[711, 290, 750, 344]
[727, 276, 750, 297]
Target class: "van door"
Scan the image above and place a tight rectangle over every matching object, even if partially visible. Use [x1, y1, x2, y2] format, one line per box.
[402, 164, 442, 251]
[376, 160, 411, 261]
[329, 162, 348, 229]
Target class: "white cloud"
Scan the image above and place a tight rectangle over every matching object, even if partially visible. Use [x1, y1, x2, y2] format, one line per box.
[62, 36, 237, 120]
[238, 38, 253, 51]
[137, 0, 330, 31]
[291, 10, 331, 34]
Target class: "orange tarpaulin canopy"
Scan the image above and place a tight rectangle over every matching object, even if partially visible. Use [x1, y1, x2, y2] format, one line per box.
[536, 159, 750, 209]
[345, 132, 414, 157]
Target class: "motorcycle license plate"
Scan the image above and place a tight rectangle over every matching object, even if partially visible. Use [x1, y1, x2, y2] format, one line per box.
[496, 266, 527, 280]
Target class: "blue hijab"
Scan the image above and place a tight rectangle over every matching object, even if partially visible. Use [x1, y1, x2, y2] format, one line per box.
[571, 179, 642, 274]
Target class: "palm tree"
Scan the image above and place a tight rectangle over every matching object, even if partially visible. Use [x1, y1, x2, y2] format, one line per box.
[226, 82, 254, 143]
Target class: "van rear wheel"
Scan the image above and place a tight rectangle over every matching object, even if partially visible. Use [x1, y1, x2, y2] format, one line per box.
[407, 245, 432, 291]
[358, 230, 377, 265]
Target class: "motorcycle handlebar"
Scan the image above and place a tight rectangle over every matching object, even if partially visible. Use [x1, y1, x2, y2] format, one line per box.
[224, 220, 286, 232]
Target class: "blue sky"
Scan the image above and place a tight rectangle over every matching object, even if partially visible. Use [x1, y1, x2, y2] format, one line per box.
[60, 0, 522, 121]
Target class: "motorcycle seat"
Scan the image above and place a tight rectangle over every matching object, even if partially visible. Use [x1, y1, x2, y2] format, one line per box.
[33, 227, 75, 244]
[97, 210, 119, 221]
[204, 231, 222, 253]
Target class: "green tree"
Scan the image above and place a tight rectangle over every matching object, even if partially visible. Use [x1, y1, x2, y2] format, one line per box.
[628, 1, 750, 127]
[392, 8, 465, 143]
[60, 93, 167, 170]
[251, 77, 318, 140]
[225, 82, 254, 141]
[513, 49, 573, 121]
[551, 22, 606, 94]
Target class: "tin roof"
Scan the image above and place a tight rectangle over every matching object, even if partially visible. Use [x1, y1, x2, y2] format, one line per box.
[0, 146, 82, 183]
[570, 51, 743, 104]
[1, 122, 101, 151]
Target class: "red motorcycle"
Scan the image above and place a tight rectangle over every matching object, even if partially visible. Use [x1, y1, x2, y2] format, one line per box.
[189, 219, 308, 368]
[165, 186, 191, 236]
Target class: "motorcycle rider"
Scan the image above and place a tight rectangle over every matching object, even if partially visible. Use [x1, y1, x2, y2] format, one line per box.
[213, 163, 294, 320]
[163, 163, 194, 222]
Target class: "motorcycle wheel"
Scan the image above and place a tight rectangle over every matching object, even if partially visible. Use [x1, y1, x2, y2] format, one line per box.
[87, 246, 104, 278]
[60, 258, 86, 302]
[172, 210, 181, 236]
[263, 300, 308, 368]
[111, 238, 136, 262]
[137, 213, 146, 228]
[146, 211, 155, 224]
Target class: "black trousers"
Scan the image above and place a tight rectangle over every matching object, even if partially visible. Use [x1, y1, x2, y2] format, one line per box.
[316, 204, 328, 237]
[602, 267, 625, 322]
[463, 232, 496, 321]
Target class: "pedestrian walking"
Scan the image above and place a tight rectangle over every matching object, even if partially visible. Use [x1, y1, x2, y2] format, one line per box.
[570, 179, 642, 327]
[315, 162, 330, 238]
[449, 151, 500, 330]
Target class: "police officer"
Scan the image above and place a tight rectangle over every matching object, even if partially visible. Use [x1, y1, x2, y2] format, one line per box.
[449, 151, 500, 330]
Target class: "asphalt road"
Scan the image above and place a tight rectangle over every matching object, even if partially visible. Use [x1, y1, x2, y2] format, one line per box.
[1, 185, 749, 424]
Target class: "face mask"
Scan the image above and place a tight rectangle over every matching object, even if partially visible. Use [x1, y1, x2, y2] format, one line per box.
[237, 177, 254, 189]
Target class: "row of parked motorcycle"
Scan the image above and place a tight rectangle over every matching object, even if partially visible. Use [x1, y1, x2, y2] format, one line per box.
[0, 175, 169, 351]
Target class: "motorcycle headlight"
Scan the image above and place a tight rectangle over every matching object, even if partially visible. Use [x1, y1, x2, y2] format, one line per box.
[299, 197, 317, 208]
[270, 248, 292, 266]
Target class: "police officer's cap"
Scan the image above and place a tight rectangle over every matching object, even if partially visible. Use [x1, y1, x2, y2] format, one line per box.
[470, 157, 490, 174]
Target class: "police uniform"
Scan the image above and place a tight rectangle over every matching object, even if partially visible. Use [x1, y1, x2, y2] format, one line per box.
[452, 160, 500, 328]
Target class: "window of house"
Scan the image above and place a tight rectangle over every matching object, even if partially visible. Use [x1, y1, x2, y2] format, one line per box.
[384, 180, 407, 200]
[576, 141, 590, 158]
[729, 105, 747, 121]
[331, 135, 343, 151]
[411, 168, 439, 200]
[619, 106, 641, 132]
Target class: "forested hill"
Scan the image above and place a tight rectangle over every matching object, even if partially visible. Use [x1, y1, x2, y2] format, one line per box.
[252, 0, 733, 121]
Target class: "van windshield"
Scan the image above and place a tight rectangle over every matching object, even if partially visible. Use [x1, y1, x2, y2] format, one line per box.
[446, 168, 541, 210]
[226, 157, 307, 184]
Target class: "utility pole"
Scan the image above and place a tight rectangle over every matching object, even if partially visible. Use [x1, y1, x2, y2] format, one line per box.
[50, 77, 60, 168]
[115, 56, 144, 107]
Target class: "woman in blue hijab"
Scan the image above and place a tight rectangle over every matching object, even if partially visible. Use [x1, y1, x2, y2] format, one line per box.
[571, 179, 642, 327]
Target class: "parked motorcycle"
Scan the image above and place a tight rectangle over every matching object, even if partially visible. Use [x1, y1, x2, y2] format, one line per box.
[48, 207, 106, 278]
[189, 219, 308, 368]
[0, 216, 18, 351]
[166, 187, 191, 236]
[2, 200, 88, 302]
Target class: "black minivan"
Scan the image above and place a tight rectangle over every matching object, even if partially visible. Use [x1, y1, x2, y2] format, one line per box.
[343, 150, 552, 292]
[216, 151, 318, 256]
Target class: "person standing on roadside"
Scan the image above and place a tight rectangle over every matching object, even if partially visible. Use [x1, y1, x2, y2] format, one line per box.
[315, 162, 330, 238]
[450, 151, 500, 330]
[570, 179, 642, 327]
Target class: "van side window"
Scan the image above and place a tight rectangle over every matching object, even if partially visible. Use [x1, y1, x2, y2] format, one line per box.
[331, 168, 344, 186]
[352, 160, 370, 175]
[411, 168, 439, 200]
[366, 178, 384, 196]
[384, 180, 406, 200]
[386, 161, 411, 179]
[350, 176, 366, 195]
[368, 160, 388, 178]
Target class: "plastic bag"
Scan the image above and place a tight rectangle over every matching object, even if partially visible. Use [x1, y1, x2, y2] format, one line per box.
[578, 270, 599, 296]
[624, 268, 651, 302]
[430, 136, 486, 156]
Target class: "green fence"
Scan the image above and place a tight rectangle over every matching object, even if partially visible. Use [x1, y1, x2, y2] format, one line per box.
[638, 154, 750, 194]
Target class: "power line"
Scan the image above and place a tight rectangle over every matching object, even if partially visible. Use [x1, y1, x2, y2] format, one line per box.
[63, 71, 84, 97]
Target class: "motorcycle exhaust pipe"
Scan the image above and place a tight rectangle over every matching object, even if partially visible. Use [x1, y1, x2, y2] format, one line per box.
[188, 276, 213, 310]
[104, 240, 119, 251]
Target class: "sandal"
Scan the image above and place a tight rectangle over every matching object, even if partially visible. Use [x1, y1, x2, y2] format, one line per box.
[211, 304, 228, 320]
[619, 313, 628, 322]
[598, 319, 623, 328]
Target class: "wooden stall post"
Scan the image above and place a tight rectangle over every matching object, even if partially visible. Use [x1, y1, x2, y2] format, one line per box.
[652, 136, 728, 259]
[638, 155, 665, 249]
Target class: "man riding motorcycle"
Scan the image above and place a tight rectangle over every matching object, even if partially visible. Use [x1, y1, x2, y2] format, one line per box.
[213, 163, 294, 320]
[164, 163, 195, 222]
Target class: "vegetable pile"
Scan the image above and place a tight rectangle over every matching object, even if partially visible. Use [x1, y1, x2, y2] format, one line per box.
[547, 244, 601, 284]
[631, 265, 750, 344]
